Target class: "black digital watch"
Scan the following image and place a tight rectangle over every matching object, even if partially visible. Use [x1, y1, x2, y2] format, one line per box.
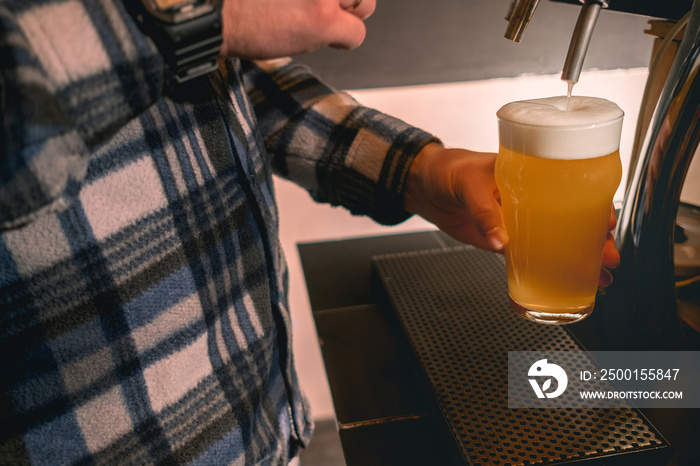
[125, 0, 223, 85]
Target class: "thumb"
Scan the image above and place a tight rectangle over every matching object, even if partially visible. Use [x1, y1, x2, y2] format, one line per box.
[473, 198, 509, 252]
[485, 224, 509, 252]
[460, 176, 508, 252]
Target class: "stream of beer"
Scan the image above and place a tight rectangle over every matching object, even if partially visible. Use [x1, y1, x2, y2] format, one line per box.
[566, 81, 575, 110]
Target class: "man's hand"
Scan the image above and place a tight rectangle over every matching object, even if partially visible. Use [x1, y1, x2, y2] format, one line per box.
[220, 0, 376, 59]
[403, 143, 508, 252]
[600, 206, 620, 287]
[403, 143, 620, 288]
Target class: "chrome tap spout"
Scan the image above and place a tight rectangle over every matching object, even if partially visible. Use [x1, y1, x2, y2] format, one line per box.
[505, 0, 541, 43]
[561, 0, 609, 85]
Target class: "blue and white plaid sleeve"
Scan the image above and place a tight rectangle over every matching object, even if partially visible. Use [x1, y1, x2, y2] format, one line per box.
[242, 58, 442, 225]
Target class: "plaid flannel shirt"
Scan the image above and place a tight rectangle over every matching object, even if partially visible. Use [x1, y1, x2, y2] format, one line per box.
[0, 1, 439, 464]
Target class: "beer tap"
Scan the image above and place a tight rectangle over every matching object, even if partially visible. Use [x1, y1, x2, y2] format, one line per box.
[504, 0, 541, 43]
[561, 0, 609, 86]
[505, 0, 608, 92]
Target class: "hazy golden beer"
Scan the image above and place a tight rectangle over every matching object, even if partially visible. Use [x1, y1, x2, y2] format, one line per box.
[495, 96, 623, 324]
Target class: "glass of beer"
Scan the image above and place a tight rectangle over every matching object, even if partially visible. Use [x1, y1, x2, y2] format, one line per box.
[495, 96, 623, 324]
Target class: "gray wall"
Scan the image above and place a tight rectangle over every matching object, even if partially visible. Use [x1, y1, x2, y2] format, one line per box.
[296, 0, 657, 90]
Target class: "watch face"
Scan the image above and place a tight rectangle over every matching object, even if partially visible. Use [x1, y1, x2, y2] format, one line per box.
[152, 0, 195, 10]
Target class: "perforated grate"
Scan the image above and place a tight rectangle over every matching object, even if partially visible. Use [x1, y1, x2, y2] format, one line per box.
[373, 246, 667, 466]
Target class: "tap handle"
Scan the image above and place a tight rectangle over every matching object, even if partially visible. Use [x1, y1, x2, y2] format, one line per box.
[561, 0, 609, 85]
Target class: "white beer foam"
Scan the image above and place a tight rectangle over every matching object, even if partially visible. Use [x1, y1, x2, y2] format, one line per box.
[497, 96, 624, 159]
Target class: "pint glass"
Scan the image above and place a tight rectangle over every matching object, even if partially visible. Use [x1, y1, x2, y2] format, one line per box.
[495, 96, 623, 324]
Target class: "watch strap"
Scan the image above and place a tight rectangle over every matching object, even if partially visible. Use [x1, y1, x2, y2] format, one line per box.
[125, 0, 223, 86]
[155, 9, 223, 84]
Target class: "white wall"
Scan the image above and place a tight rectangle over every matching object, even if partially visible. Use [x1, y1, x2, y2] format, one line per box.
[277, 68, 650, 420]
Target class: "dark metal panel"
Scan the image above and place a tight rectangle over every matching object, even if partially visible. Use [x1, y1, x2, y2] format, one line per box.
[313, 304, 429, 425]
[339, 417, 458, 466]
[297, 231, 448, 312]
[552, 0, 693, 21]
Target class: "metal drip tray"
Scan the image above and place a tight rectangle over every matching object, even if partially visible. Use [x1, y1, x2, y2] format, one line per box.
[373, 246, 668, 466]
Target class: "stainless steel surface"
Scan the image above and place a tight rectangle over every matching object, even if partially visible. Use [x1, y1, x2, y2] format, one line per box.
[373, 246, 668, 466]
[504, 0, 541, 43]
[561, 0, 608, 85]
[597, 0, 700, 349]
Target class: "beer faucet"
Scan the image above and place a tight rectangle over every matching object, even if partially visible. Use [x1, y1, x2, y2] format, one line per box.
[504, 0, 541, 43]
[560, 0, 609, 85]
[505, 0, 609, 84]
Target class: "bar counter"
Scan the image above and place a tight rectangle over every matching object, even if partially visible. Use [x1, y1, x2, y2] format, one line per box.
[298, 230, 700, 466]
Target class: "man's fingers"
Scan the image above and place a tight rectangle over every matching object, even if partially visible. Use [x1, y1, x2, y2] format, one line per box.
[328, 17, 367, 50]
[602, 231, 620, 269]
[340, 0, 376, 19]
[599, 230, 619, 289]
[599, 267, 613, 287]
[608, 205, 617, 230]
[330, 0, 375, 49]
